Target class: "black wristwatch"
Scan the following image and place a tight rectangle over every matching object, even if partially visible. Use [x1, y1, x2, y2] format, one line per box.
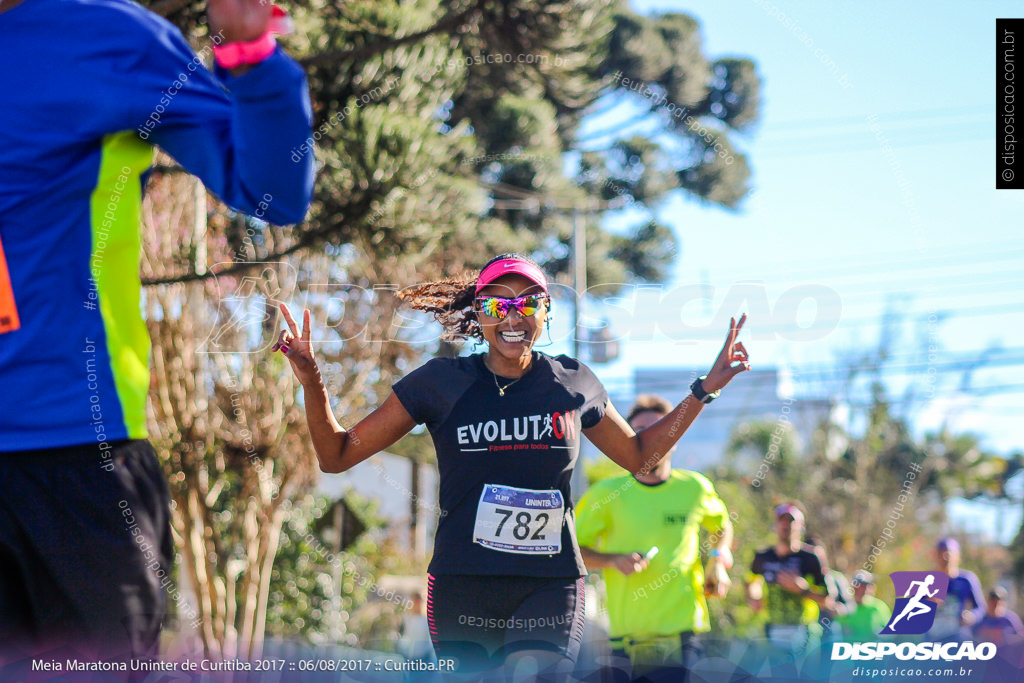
[690, 375, 720, 404]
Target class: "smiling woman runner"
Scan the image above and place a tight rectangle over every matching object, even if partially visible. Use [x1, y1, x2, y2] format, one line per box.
[275, 253, 750, 680]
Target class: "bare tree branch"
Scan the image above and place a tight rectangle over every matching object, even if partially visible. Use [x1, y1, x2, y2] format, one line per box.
[141, 192, 377, 286]
[151, 0, 197, 17]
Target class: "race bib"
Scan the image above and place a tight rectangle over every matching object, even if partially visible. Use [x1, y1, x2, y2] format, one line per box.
[473, 484, 564, 555]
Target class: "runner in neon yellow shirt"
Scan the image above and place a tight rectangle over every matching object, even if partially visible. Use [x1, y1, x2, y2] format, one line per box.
[838, 570, 891, 642]
[576, 395, 734, 679]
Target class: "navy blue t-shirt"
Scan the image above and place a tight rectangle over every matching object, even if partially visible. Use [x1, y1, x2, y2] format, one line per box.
[393, 352, 608, 577]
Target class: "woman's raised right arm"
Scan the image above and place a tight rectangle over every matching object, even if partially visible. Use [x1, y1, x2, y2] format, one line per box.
[278, 305, 416, 473]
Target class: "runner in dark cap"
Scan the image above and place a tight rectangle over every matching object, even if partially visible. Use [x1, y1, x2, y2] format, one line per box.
[972, 587, 1023, 645]
[739, 501, 835, 679]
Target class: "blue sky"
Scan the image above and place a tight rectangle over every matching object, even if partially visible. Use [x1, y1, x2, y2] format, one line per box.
[554, 0, 1024, 453]
[540, 1, 1024, 541]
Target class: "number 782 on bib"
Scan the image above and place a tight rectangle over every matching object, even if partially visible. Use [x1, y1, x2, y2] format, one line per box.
[472, 484, 565, 555]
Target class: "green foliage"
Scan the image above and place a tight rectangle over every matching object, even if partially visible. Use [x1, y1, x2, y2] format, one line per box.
[723, 419, 800, 487]
[137, 0, 766, 648]
[1002, 454, 1024, 587]
[920, 429, 1011, 500]
[707, 58, 760, 129]
[653, 13, 710, 107]
[583, 456, 630, 487]
[702, 478, 768, 639]
[265, 495, 343, 644]
[675, 131, 751, 208]
[596, 4, 760, 210]
[144, 0, 761, 295]
[607, 220, 676, 282]
[718, 395, 1009, 586]
[605, 12, 673, 83]
[265, 492, 393, 646]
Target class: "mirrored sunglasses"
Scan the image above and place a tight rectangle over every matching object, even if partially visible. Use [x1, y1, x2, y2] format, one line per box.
[474, 294, 548, 319]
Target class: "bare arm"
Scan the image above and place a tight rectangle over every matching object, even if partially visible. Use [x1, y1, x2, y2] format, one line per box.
[304, 386, 416, 473]
[583, 315, 750, 474]
[746, 576, 765, 612]
[704, 518, 734, 599]
[777, 570, 836, 611]
[580, 547, 648, 575]
[711, 519, 734, 556]
[277, 305, 416, 473]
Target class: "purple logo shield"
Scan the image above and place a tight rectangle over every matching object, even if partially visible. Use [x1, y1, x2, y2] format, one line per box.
[881, 571, 950, 635]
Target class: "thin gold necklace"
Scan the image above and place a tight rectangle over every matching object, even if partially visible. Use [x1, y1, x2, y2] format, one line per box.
[493, 372, 521, 397]
[486, 355, 531, 397]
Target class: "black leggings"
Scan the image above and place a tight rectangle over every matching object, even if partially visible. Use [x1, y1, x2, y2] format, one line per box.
[426, 573, 586, 674]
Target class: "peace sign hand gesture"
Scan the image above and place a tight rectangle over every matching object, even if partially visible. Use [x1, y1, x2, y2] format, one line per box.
[275, 304, 321, 387]
[702, 314, 750, 394]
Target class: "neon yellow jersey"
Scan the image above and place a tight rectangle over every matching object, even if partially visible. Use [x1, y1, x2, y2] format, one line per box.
[837, 596, 891, 642]
[575, 470, 728, 638]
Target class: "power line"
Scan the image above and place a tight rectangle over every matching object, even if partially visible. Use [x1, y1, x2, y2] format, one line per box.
[480, 176, 1024, 291]
[695, 246, 1024, 284]
[596, 382, 1024, 415]
[593, 353, 1024, 392]
[577, 103, 989, 144]
[764, 105, 989, 132]
[820, 276, 1024, 301]
[593, 389, 1024, 426]
[756, 132, 991, 158]
[601, 276, 1024, 313]
[759, 116, 988, 143]
[580, 301, 1024, 339]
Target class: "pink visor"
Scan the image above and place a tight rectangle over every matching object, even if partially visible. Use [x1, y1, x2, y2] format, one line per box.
[475, 258, 548, 295]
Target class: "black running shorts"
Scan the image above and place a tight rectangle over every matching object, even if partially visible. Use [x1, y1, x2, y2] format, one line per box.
[0, 440, 173, 664]
[426, 573, 586, 673]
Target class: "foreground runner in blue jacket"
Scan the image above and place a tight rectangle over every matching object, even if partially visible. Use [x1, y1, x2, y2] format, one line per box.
[0, 0, 314, 663]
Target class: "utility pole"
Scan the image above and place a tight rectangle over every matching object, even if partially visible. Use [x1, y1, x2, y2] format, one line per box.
[572, 208, 586, 360]
[193, 177, 207, 275]
[410, 456, 423, 558]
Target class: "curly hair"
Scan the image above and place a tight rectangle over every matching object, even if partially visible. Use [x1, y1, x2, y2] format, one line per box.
[396, 253, 545, 341]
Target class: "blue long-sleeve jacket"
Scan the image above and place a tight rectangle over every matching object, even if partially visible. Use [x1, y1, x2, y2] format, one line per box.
[0, 0, 315, 450]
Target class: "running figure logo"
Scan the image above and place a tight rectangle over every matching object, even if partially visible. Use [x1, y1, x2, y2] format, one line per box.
[539, 414, 554, 439]
[881, 571, 950, 635]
